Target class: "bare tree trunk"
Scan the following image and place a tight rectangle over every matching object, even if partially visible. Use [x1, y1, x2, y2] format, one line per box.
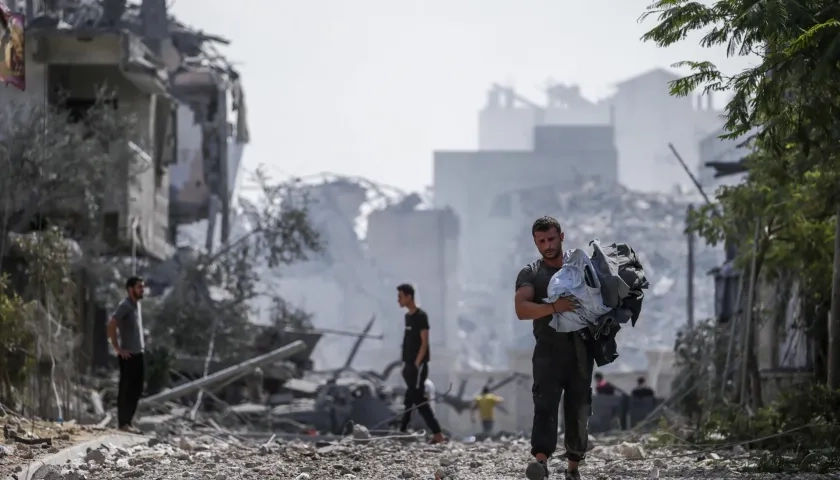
[828, 203, 840, 389]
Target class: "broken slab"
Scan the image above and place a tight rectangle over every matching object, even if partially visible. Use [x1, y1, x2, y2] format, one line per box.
[19, 432, 148, 480]
[137, 340, 306, 407]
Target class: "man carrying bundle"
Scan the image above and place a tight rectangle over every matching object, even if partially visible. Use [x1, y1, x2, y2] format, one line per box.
[514, 217, 593, 480]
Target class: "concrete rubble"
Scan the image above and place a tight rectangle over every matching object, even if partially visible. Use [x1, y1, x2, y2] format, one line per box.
[9, 433, 838, 480]
[0, 416, 104, 479]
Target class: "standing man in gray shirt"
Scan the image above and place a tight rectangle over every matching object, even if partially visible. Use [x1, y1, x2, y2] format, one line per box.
[108, 276, 146, 433]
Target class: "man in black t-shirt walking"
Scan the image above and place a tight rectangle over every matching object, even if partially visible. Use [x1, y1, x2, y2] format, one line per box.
[514, 216, 593, 480]
[397, 283, 446, 444]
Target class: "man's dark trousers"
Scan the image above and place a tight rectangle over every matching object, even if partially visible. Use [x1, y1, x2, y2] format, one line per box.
[399, 362, 442, 434]
[531, 330, 594, 462]
[118, 353, 145, 428]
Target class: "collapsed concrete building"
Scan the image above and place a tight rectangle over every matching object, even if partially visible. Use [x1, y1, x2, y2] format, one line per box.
[421, 77, 734, 434]
[475, 69, 724, 193]
[0, 0, 248, 373]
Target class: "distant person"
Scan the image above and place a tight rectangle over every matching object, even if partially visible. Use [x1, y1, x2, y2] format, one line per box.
[631, 377, 655, 398]
[594, 372, 617, 395]
[471, 386, 505, 434]
[107, 276, 146, 433]
[397, 283, 446, 444]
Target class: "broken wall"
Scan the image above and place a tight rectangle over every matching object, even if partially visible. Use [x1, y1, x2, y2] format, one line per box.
[366, 207, 460, 350]
[475, 71, 726, 194]
[170, 104, 207, 220]
[244, 180, 406, 372]
[46, 62, 171, 259]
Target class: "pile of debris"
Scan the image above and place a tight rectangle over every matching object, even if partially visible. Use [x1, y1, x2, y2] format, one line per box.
[16, 429, 812, 480]
[0, 415, 105, 478]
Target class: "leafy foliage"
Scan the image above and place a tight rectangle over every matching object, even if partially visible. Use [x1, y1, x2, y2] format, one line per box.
[665, 320, 840, 472]
[642, 0, 840, 372]
[669, 318, 727, 425]
[0, 275, 32, 407]
[0, 92, 143, 248]
[643, 0, 840, 470]
[705, 385, 840, 473]
[146, 169, 322, 362]
[0, 92, 142, 415]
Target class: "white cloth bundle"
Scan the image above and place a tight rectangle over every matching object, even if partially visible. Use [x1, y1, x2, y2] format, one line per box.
[543, 249, 612, 332]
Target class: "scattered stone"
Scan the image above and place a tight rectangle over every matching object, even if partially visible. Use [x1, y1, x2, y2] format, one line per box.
[178, 438, 194, 451]
[618, 442, 646, 460]
[351, 424, 370, 440]
[30, 465, 61, 480]
[83, 449, 106, 464]
[26, 430, 814, 480]
[0, 445, 12, 457]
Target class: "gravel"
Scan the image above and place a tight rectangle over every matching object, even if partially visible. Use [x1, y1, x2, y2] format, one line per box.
[14, 433, 838, 480]
[0, 416, 102, 479]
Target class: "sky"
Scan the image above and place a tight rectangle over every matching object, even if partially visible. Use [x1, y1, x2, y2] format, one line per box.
[170, 0, 756, 194]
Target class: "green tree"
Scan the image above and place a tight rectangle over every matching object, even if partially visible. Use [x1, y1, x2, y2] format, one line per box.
[641, 0, 840, 389]
[0, 93, 141, 415]
[145, 169, 322, 363]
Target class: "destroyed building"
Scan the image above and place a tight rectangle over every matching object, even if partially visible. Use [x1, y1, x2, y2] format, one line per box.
[252, 176, 461, 377]
[434, 122, 618, 285]
[366, 195, 460, 348]
[432, 81, 725, 374]
[476, 69, 724, 193]
[0, 0, 248, 377]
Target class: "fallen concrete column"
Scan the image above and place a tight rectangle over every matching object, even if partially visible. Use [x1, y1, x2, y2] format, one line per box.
[138, 340, 306, 408]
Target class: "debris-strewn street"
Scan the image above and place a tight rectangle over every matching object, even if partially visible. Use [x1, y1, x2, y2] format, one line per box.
[11, 426, 839, 480]
[0, 416, 107, 478]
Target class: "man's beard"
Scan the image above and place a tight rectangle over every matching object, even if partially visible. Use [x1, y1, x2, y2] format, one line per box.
[541, 249, 561, 260]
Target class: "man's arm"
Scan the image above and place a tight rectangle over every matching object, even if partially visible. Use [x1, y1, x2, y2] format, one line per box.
[514, 265, 552, 320]
[414, 312, 430, 367]
[107, 303, 128, 358]
[514, 266, 576, 320]
[514, 286, 555, 320]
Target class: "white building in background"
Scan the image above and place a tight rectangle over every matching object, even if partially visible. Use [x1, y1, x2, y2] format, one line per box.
[475, 68, 724, 193]
[434, 123, 618, 285]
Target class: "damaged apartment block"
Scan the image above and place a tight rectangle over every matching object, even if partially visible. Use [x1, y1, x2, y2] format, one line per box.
[13, 0, 248, 373]
[24, 0, 249, 255]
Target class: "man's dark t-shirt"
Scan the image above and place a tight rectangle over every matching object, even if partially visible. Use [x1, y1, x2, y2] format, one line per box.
[631, 386, 654, 398]
[595, 382, 617, 395]
[515, 259, 561, 338]
[402, 308, 430, 363]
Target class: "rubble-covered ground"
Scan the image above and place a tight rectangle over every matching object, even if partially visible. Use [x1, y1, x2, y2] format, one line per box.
[13, 426, 839, 480]
[0, 416, 109, 478]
